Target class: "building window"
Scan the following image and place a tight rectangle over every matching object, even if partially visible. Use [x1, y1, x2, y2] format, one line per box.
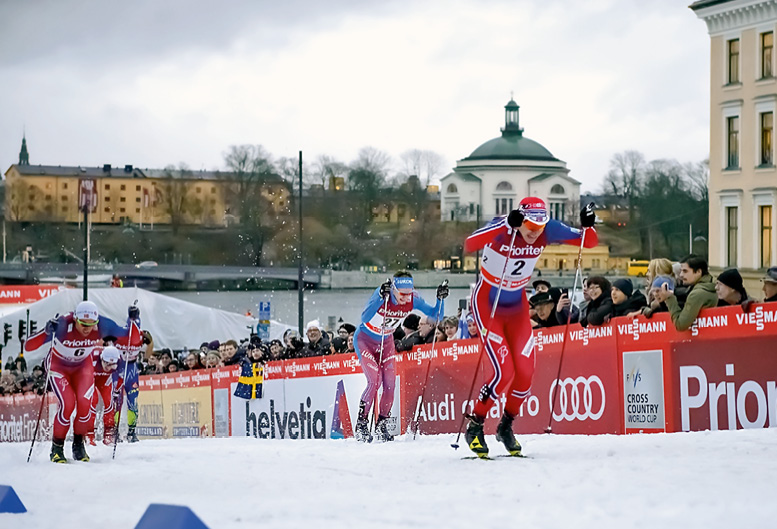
[105, 184, 110, 190]
[196, 187, 202, 193]
[446, 183, 458, 194]
[726, 206, 738, 267]
[495, 181, 513, 191]
[727, 116, 739, 168]
[136, 208, 140, 213]
[550, 184, 565, 194]
[136, 185, 141, 191]
[762, 32, 773, 78]
[120, 208, 126, 213]
[120, 184, 126, 191]
[104, 207, 110, 212]
[728, 38, 739, 84]
[105, 197, 110, 202]
[495, 198, 513, 215]
[761, 205, 773, 268]
[136, 197, 141, 202]
[120, 197, 126, 202]
[211, 188, 216, 193]
[61, 195, 67, 201]
[761, 112, 773, 165]
[63, 183, 68, 189]
[549, 202, 565, 221]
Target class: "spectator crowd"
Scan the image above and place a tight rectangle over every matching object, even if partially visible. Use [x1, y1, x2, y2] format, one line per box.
[2, 259, 776, 396]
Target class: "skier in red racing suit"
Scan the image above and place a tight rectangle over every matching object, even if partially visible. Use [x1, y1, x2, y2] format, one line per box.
[463, 197, 597, 458]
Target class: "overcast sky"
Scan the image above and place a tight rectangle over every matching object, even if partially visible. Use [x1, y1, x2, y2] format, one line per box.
[0, 0, 710, 192]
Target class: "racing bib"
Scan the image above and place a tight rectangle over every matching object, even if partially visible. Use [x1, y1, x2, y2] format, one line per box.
[480, 244, 540, 291]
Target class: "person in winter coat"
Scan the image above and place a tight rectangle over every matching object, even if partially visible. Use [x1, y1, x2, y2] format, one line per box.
[580, 276, 613, 327]
[609, 278, 648, 319]
[763, 267, 777, 302]
[654, 255, 717, 331]
[715, 268, 752, 308]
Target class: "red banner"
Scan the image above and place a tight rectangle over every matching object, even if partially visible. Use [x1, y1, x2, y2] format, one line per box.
[0, 393, 55, 442]
[0, 285, 65, 304]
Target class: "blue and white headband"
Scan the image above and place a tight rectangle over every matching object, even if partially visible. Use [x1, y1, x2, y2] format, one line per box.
[393, 277, 414, 290]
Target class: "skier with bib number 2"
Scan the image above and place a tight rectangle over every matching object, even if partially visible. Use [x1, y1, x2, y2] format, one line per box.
[354, 271, 448, 442]
[463, 198, 597, 458]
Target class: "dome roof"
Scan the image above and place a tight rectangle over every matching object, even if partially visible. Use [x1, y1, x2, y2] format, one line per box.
[465, 134, 558, 162]
[463, 99, 559, 162]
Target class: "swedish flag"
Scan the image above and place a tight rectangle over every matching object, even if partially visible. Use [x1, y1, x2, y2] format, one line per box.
[234, 361, 263, 399]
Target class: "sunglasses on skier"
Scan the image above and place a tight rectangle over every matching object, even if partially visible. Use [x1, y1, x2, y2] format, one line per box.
[76, 318, 99, 327]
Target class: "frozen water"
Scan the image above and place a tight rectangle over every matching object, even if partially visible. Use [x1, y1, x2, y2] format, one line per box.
[1, 429, 775, 529]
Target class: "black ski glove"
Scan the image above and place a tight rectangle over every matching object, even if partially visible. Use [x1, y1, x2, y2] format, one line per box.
[45, 317, 59, 335]
[379, 278, 392, 299]
[507, 209, 524, 228]
[580, 202, 596, 228]
[436, 280, 449, 300]
[128, 305, 140, 321]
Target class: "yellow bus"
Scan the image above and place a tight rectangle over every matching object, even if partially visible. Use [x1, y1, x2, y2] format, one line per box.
[627, 260, 649, 277]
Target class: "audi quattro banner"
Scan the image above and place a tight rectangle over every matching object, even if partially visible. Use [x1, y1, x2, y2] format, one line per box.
[233, 354, 402, 440]
[397, 328, 622, 436]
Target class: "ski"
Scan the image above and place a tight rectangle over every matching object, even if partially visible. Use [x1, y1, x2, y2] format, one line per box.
[462, 454, 529, 460]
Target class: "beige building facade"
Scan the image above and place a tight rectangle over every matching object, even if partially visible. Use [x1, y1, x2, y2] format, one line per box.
[692, 0, 777, 276]
[4, 163, 290, 226]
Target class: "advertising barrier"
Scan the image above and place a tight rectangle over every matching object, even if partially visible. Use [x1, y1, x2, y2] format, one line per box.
[2, 302, 775, 443]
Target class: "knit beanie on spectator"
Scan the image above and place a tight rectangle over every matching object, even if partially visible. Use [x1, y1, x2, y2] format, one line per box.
[717, 268, 747, 297]
[403, 314, 420, 331]
[612, 279, 633, 298]
[208, 340, 220, 351]
[652, 275, 675, 291]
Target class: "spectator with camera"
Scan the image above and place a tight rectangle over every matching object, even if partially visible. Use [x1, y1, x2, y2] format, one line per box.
[654, 254, 717, 331]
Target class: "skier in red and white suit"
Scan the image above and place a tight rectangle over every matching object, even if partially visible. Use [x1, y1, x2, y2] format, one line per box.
[24, 300, 139, 463]
[463, 197, 597, 457]
[87, 345, 121, 446]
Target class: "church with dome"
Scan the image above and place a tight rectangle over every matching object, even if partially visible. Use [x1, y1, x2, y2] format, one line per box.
[440, 99, 580, 224]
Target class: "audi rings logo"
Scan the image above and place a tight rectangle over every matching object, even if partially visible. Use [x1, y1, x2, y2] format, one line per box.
[549, 376, 605, 421]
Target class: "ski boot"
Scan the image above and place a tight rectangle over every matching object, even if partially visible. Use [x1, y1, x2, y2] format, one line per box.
[465, 414, 489, 459]
[127, 425, 139, 443]
[495, 413, 523, 457]
[85, 431, 97, 446]
[50, 439, 67, 464]
[375, 416, 395, 442]
[354, 401, 372, 442]
[72, 434, 90, 462]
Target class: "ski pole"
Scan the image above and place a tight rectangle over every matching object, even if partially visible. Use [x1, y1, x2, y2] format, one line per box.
[113, 301, 137, 459]
[451, 228, 518, 450]
[369, 282, 392, 437]
[411, 280, 447, 439]
[545, 227, 588, 433]
[26, 335, 56, 463]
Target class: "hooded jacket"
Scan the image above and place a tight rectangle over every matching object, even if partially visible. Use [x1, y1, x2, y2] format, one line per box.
[664, 274, 718, 331]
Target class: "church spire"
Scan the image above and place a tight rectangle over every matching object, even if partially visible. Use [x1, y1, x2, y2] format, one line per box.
[19, 134, 29, 165]
[501, 97, 523, 137]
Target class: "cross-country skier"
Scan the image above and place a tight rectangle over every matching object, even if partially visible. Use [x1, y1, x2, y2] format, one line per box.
[111, 326, 152, 443]
[354, 271, 448, 442]
[87, 345, 121, 446]
[24, 300, 139, 463]
[463, 198, 597, 458]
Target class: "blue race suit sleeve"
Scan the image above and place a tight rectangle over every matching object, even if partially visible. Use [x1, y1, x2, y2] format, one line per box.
[412, 293, 444, 321]
[361, 287, 385, 324]
[98, 315, 136, 340]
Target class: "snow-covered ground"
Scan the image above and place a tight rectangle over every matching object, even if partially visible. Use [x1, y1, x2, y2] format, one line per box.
[1, 429, 776, 529]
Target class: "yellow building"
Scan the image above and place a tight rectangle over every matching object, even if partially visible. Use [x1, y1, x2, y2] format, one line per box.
[692, 1, 777, 278]
[4, 162, 290, 227]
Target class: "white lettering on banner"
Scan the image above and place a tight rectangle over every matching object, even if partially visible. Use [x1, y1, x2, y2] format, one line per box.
[415, 393, 456, 422]
[0, 290, 21, 299]
[0, 413, 39, 442]
[616, 321, 667, 341]
[342, 357, 360, 372]
[535, 331, 564, 352]
[313, 358, 341, 375]
[679, 364, 776, 431]
[284, 362, 311, 377]
[734, 306, 777, 333]
[570, 326, 613, 346]
[549, 376, 606, 421]
[690, 314, 729, 337]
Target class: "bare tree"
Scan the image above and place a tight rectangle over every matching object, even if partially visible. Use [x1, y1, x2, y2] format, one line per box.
[312, 154, 348, 191]
[683, 159, 709, 203]
[400, 149, 446, 187]
[603, 150, 645, 223]
[158, 164, 196, 235]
